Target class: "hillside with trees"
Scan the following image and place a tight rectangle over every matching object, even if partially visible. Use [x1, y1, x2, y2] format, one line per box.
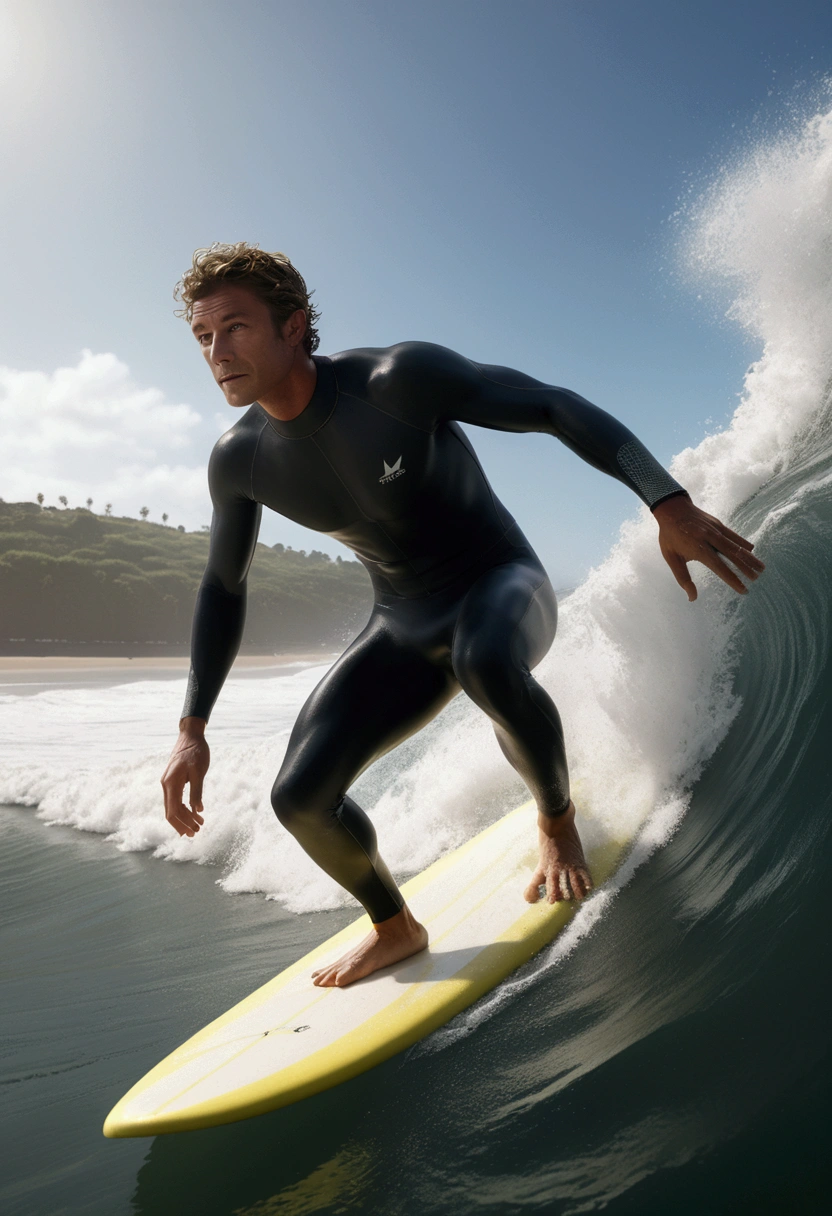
[0, 500, 373, 656]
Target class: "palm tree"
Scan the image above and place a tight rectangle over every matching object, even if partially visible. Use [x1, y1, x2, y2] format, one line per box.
[86, 497, 93, 510]
[58, 495, 68, 508]
[139, 506, 149, 520]
[105, 503, 112, 516]
[36, 493, 44, 506]
[162, 512, 169, 523]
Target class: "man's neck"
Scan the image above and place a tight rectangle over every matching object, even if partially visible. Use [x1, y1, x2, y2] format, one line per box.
[257, 351, 318, 421]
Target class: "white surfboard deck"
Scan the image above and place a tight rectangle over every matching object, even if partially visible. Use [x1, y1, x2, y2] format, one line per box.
[104, 800, 622, 1137]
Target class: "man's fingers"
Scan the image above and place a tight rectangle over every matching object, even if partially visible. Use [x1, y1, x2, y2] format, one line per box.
[162, 782, 183, 828]
[698, 547, 748, 595]
[162, 745, 208, 838]
[171, 812, 197, 837]
[168, 806, 197, 837]
[711, 520, 756, 552]
[657, 499, 765, 598]
[162, 777, 203, 836]
[189, 771, 204, 810]
[665, 551, 697, 601]
[179, 804, 203, 831]
[723, 548, 764, 580]
[708, 531, 765, 577]
[711, 521, 765, 570]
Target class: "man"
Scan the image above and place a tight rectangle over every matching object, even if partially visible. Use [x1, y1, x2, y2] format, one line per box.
[161, 243, 764, 988]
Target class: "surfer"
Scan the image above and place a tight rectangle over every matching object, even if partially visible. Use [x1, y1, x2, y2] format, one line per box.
[161, 243, 764, 988]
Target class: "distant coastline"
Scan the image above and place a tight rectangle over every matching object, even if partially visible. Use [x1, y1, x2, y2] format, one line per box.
[0, 653, 336, 671]
[0, 499, 373, 657]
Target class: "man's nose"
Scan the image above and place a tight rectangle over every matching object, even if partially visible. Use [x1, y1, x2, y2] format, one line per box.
[212, 336, 233, 363]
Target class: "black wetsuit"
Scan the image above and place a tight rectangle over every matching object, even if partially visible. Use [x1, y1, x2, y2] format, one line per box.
[182, 341, 686, 921]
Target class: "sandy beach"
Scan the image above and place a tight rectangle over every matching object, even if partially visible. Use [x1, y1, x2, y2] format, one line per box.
[0, 653, 339, 690]
[0, 653, 334, 672]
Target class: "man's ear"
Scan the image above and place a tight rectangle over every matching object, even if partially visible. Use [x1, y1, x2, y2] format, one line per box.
[284, 308, 308, 347]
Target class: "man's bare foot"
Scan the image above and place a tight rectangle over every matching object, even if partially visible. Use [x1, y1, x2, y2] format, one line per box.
[524, 800, 593, 903]
[311, 903, 429, 988]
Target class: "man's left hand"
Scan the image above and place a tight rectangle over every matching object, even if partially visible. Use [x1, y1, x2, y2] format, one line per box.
[653, 494, 765, 601]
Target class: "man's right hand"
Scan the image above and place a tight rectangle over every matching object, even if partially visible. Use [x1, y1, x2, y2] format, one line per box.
[161, 717, 210, 837]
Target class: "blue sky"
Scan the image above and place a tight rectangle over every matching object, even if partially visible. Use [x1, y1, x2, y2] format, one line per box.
[2, 0, 831, 584]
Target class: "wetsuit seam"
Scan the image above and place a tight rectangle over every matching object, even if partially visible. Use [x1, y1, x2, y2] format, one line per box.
[258, 365, 341, 440]
[450, 561, 546, 660]
[447, 422, 510, 536]
[510, 574, 548, 669]
[309, 436, 373, 529]
[474, 366, 546, 391]
[250, 416, 269, 500]
[334, 803, 402, 911]
[337, 388, 435, 434]
[510, 574, 568, 814]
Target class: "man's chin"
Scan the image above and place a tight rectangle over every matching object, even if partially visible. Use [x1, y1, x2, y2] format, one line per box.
[221, 381, 256, 407]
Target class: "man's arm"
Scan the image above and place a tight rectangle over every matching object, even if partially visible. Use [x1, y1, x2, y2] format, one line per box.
[162, 435, 261, 837]
[384, 342, 685, 508]
[379, 342, 764, 596]
[180, 488, 262, 724]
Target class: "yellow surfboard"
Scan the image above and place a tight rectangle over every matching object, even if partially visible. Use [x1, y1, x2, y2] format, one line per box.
[104, 801, 622, 1138]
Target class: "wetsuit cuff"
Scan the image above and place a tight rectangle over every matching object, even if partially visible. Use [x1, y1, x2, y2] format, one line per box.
[649, 489, 691, 513]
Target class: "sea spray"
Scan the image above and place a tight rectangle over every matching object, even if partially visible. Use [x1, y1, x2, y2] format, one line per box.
[3, 103, 832, 925]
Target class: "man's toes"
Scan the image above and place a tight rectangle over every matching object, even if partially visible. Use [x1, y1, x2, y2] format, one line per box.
[525, 869, 545, 903]
[558, 869, 574, 900]
[576, 870, 593, 898]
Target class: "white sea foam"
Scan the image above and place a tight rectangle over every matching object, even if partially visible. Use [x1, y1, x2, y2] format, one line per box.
[3, 103, 832, 924]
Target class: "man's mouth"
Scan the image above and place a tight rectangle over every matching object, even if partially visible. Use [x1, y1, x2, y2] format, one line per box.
[220, 374, 245, 384]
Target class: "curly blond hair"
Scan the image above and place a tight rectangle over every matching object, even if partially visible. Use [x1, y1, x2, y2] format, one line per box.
[174, 242, 321, 354]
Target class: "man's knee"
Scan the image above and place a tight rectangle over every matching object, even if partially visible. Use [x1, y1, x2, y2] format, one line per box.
[271, 767, 321, 831]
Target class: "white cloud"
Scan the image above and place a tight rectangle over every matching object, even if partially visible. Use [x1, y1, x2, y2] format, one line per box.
[0, 350, 215, 527]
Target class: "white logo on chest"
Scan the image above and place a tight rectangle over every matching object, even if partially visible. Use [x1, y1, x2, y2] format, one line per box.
[379, 456, 405, 484]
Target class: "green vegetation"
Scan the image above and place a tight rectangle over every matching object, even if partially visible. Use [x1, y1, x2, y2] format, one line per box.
[0, 501, 372, 652]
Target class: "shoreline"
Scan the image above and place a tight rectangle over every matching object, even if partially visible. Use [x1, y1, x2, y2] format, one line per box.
[0, 653, 339, 692]
[0, 652, 336, 673]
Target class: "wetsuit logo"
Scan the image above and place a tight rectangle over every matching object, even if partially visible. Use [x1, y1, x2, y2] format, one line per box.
[379, 456, 405, 484]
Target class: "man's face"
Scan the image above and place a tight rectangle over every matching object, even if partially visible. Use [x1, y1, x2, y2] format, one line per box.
[190, 283, 299, 408]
